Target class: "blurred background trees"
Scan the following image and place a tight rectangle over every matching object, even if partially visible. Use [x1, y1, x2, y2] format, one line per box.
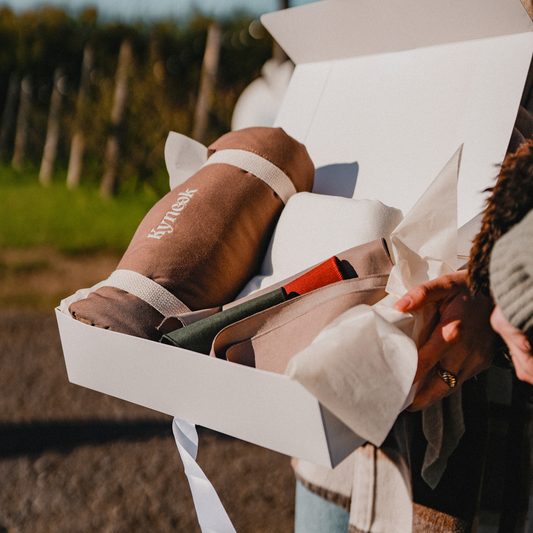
[0, 6, 275, 197]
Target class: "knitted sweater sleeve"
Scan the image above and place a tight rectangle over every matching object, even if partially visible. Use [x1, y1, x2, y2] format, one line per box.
[489, 209, 533, 332]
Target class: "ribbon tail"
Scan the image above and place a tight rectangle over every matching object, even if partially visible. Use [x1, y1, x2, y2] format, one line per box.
[172, 418, 237, 533]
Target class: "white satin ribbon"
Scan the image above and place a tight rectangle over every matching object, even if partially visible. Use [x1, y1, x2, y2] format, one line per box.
[172, 418, 237, 533]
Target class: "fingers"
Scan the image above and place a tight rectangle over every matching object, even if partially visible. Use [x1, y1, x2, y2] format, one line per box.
[491, 306, 533, 385]
[410, 342, 494, 411]
[410, 329, 463, 411]
[413, 317, 461, 382]
[397, 271, 495, 411]
[489, 306, 509, 337]
[512, 352, 533, 384]
[490, 306, 531, 353]
[410, 315, 494, 410]
[409, 369, 458, 411]
[395, 286, 427, 313]
[394, 271, 468, 313]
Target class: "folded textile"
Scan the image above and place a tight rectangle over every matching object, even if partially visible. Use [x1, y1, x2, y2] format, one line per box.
[68, 127, 314, 340]
[283, 255, 346, 296]
[209, 239, 393, 373]
[162, 287, 288, 354]
[219, 276, 391, 374]
[161, 256, 349, 354]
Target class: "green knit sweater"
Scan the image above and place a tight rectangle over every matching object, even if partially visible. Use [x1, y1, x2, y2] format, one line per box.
[489, 209, 533, 332]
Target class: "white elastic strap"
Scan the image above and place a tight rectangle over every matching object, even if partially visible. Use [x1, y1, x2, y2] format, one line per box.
[172, 418, 237, 533]
[102, 269, 190, 317]
[204, 148, 297, 205]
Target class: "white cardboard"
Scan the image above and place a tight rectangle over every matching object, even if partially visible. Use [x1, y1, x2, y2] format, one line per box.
[263, 0, 533, 227]
[57, 0, 533, 468]
[56, 309, 364, 467]
[261, 0, 533, 64]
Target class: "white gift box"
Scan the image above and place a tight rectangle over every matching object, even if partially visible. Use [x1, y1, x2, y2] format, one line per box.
[56, 0, 533, 469]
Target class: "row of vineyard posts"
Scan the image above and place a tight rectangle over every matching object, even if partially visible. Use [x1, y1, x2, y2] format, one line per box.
[0, 7, 275, 197]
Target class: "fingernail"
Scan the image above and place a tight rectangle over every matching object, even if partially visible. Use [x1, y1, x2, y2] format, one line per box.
[395, 295, 412, 311]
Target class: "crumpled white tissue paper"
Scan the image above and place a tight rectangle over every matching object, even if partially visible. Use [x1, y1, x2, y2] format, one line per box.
[286, 146, 463, 450]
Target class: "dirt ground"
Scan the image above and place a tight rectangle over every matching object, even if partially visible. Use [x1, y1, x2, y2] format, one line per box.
[0, 249, 296, 533]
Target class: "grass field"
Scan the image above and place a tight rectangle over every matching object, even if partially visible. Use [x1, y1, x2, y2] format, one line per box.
[0, 164, 162, 253]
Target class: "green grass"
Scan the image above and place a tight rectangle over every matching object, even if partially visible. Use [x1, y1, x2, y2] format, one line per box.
[0, 164, 163, 253]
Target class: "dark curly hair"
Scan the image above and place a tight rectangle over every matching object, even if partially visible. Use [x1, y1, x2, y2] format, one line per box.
[468, 139, 533, 296]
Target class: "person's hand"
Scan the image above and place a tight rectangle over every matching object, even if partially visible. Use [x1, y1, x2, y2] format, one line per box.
[394, 270, 496, 411]
[491, 305, 533, 384]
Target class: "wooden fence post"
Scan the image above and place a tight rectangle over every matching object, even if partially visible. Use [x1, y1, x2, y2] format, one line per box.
[0, 71, 20, 159]
[39, 67, 64, 186]
[100, 39, 133, 198]
[192, 22, 221, 144]
[12, 75, 32, 170]
[67, 44, 94, 190]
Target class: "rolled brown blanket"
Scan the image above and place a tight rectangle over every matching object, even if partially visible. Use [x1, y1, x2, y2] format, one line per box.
[69, 127, 315, 340]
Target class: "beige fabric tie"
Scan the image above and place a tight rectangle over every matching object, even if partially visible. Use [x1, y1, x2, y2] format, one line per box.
[204, 148, 297, 205]
[103, 269, 190, 317]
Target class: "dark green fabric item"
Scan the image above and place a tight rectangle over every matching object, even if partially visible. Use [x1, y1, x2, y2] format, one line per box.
[160, 288, 287, 354]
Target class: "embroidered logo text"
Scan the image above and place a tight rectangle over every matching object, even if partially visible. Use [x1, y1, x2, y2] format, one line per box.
[147, 188, 198, 239]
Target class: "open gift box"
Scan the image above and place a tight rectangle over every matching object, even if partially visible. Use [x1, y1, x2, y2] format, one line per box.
[56, 0, 533, 469]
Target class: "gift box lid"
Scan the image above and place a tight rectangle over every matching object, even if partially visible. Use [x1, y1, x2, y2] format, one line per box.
[263, 0, 532, 65]
[262, 0, 533, 228]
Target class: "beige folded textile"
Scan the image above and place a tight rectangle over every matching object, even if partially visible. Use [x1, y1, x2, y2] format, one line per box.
[211, 239, 393, 374]
[69, 127, 315, 340]
[220, 276, 390, 374]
